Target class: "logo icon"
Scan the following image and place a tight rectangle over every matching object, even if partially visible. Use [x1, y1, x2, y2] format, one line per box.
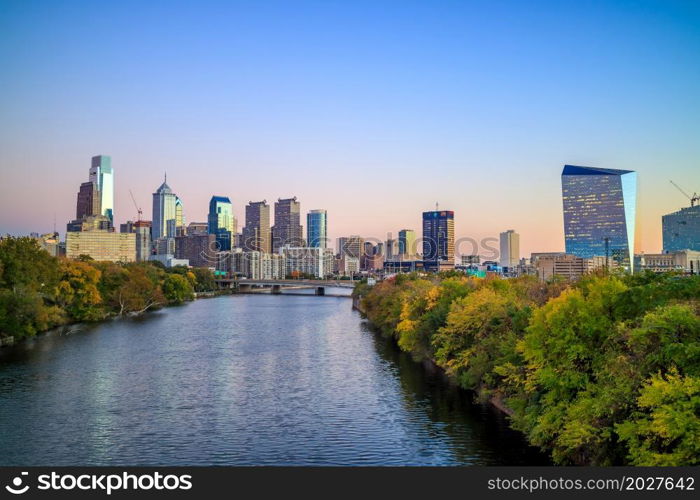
[5, 472, 29, 495]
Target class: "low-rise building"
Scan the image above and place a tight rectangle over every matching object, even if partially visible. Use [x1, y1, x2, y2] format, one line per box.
[283, 247, 334, 278]
[636, 250, 700, 273]
[66, 231, 136, 262]
[533, 253, 607, 281]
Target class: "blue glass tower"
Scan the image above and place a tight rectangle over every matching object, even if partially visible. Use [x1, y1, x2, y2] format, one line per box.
[561, 165, 637, 271]
[208, 196, 235, 251]
[662, 205, 700, 252]
[307, 209, 327, 248]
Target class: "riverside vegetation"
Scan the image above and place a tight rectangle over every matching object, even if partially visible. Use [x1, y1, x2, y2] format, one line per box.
[0, 237, 218, 342]
[354, 270, 700, 465]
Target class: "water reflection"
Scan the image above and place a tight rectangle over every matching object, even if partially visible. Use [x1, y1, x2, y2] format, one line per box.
[0, 295, 548, 466]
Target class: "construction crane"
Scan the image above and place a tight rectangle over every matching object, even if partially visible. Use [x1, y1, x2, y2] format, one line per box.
[129, 189, 143, 221]
[670, 180, 699, 207]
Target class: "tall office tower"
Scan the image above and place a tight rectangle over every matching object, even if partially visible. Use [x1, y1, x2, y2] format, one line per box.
[242, 200, 271, 253]
[76, 181, 100, 219]
[561, 165, 637, 271]
[272, 197, 303, 252]
[662, 205, 700, 252]
[337, 236, 363, 258]
[385, 238, 398, 259]
[307, 209, 328, 248]
[152, 175, 178, 239]
[89, 155, 114, 222]
[499, 229, 520, 269]
[422, 211, 455, 269]
[208, 196, 236, 251]
[175, 197, 185, 236]
[398, 229, 417, 258]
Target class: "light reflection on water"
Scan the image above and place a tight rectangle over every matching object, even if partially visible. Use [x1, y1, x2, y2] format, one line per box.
[0, 294, 548, 466]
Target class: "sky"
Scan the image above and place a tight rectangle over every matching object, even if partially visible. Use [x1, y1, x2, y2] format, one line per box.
[1, 0, 699, 257]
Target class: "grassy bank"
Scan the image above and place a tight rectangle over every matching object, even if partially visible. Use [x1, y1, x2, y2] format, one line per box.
[353, 271, 700, 465]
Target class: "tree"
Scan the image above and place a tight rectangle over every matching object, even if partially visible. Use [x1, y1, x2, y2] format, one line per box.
[617, 369, 700, 466]
[114, 266, 165, 315]
[56, 260, 103, 321]
[162, 274, 194, 304]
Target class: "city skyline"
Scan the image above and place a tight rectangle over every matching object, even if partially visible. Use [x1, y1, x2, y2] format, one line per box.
[1, 1, 699, 256]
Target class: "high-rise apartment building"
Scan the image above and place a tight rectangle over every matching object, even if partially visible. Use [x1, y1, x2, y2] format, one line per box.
[88, 155, 114, 222]
[499, 229, 520, 269]
[242, 200, 271, 253]
[272, 197, 303, 252]
[422, 211, 455, 269]
[307, 209, 327, 248]
[561, 165, 637, 271]
[208, 196, 237, 251]
[152, 176, 178, 240]
[662, 205, 700, 252]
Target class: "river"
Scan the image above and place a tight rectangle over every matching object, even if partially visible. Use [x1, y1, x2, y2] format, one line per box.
[0, 293, 548, 465]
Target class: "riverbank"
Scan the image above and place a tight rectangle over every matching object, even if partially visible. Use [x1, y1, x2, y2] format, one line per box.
[354, 272, 700, 466]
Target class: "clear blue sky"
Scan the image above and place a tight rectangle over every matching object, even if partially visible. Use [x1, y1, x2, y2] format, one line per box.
[1, 0, 698, 255]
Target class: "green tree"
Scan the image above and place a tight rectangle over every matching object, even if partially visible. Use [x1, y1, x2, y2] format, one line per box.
[617, 369, 700, 466]
[162, 274, 194, 304]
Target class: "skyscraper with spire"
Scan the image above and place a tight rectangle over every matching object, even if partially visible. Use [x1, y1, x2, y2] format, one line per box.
[152, 174, 178, 240]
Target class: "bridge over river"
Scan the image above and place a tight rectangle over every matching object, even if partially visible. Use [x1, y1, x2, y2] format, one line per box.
[214, 278, 356, 297]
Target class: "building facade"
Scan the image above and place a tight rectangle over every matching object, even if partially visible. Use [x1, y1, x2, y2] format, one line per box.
[152, 177, 178, 240]
[208, 196, 236, 251]
[175, 233, 216, 268]
[422, 211, 455, 270]
[283, 247, 334, 278]
[499, 229, 520, 269]
[398, 229, 416, 258]
[242, 201, 271, 253]
[307, 209, 327, 248]
[533, 253, 607, 281]
[76, 181, 100, 220]
[662, 205, 700, 252]
[88, 155, 114, 222]
[272, 197, 303, 252]
[637, 250, 700, 273]
[66, 231, 135, 262]
[561, 165, 637, 271]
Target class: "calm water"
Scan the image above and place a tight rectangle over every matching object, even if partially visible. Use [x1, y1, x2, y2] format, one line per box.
[0, 293, 547, 465]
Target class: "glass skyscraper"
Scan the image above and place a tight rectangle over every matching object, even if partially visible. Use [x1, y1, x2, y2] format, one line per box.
[152, 176, 177, 240]
[208, 196, 236, 251]
[662, 205, 700, 252]
[307, 209, 327, 248]
[561, 165, 637, 271]
[422, 211, 455, 269]
[88, 155, 113, 222]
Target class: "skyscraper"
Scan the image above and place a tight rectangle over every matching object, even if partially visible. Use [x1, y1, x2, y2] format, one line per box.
[76, 181, 99, 220]
[89, 155, 114, 222]
[422, 211, 455, 270]
[272, 197, 303, 252]
[385, 238, 398, 259]
[398, 229, 416, 258]
[242, 200, 271, 253]
[175, 196, 185, 236]
[208, 196, 237, 251]
[499, 229, 520, 269]
[307, 209, 327, 248]
[561, 165, 637, 271]
[152, 175, 178, 239]
[662, 205, 700, 252]
[337, 236, 363, 258]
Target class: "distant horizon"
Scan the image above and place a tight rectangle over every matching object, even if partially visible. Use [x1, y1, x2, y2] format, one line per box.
[2, 1, 698, 257]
